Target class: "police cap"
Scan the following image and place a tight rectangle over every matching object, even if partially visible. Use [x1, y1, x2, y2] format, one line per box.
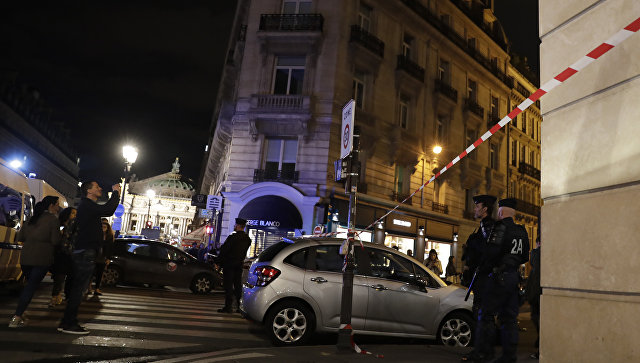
[235, 218, 247, 226]
[472, 195, 496, 207]
[498, 198, 517, 209]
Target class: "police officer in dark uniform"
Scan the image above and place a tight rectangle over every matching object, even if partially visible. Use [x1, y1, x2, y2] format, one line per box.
[471, 198, 530, 362]
[217, 218, 252, 313]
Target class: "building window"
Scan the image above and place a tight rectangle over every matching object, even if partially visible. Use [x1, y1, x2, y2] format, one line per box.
[399, 94, 410, 129]
[438, 59, 451, 84]
[353, 70, 366, 109]
[530, 151, 536, 167]
[265, 138, 298, 179]
[489, 143, 499, 170]
[522, 113, 527, 133]
[358, 3, 372, 31]
[490, 96, 499, 119]
[511, 140, 517, 166]
[402, 33, 414, 59]
[282, 0, 312, 14]
[440, 13, 451, 26]
[509, 180, 517, 198]
[131, 220, 137, 231]
[467, 79, 477, 102]
[466, 127, 477, 160]
[467, 37, 477, 49]
[436, 115, 447, 143]
[273, 56, 305, 95]
[520, 145, 526, 164]
[395, 164, 406, 194]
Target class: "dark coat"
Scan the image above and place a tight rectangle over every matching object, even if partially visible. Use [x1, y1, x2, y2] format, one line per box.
[74, 192, 119, 251]
[218, 230, 251, 268]
[18, 212, 61, 266]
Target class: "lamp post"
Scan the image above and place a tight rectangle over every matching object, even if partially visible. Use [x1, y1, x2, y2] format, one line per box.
[117, 145, 138, 236]
[146, 189, 155, 227]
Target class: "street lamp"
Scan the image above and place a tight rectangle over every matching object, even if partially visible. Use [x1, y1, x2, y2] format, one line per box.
[120, 145, 138, 205]
[9, 159, 22, 169]
[146, 189, 155, 227]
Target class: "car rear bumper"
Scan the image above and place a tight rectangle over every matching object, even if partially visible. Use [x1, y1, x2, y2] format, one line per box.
[241, 282, 277, 323]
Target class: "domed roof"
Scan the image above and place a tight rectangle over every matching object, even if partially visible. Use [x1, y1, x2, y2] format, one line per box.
[145, 158, 195, 198]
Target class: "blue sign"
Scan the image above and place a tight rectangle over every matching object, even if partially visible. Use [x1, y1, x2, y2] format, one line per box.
[114, 204, 125, 217]
[112, 216, 122, 231]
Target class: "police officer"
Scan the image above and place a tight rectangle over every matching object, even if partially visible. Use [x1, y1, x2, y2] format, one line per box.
[460, 195, 496, 362]
[217, 218, 252, 313]
[471, 198, 530, 362]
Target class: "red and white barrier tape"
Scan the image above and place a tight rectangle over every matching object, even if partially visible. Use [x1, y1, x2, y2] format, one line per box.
[358, 15, 640, 234]
[339, 324, 384, 358]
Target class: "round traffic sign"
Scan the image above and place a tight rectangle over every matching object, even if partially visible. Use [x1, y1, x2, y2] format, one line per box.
[343, 123, 350, 149]
[114, 204, 125, 217]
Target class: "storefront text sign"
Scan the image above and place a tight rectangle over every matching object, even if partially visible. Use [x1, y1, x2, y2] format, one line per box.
[393, 219, 412, 228]
[247, 219, 281, 227]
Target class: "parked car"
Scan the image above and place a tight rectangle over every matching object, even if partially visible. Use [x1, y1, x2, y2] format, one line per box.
[103, 238, 222, 294]
[242, 238, 474, 346]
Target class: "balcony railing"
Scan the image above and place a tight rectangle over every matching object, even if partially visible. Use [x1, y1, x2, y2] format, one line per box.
[515, 198, 541, 216]
[350, 25, 385, 58]
[515, 82, 530, 98]
[391, 191, 413, 205]
[519, 162, 541, 180]
[465, 99, 484, 119]
[396, 54, 425, 82]
[400, 0, 513, 87]
[259, 14, 324, 32]
[487, 114, 501, 129]
[250, 94, 310, 111]
[254, 169, 299, 184]
[435, 79, 457, 102]
[432, 202, 449, 214]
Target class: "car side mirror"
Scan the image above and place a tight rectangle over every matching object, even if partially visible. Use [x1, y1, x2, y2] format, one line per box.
[415, 277, 429, 293]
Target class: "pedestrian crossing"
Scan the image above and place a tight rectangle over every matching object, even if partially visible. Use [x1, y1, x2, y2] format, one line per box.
[0, 285, 272, 363]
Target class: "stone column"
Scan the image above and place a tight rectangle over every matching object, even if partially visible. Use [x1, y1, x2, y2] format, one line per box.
[414, 226, 426, 262]
[539, 1, 640, 360]
[373, 221, 385, 244]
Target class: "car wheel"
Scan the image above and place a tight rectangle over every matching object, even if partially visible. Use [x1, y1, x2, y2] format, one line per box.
[438, 312, 474, 347]
[265, 301, 314, 346]
[102, 266, 122, 286]
[190, 274, 213, 294]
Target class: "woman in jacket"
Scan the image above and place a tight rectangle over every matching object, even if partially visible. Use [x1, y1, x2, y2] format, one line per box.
[48, 207, 77, 307]
[424, 249, 443, 277]
[9, 196, 61, 328]
[90, 218, 114, 296]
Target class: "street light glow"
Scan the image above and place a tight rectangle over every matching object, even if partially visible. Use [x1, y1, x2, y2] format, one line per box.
[122, 145, 138, 164]
[9, 159, 22, 169]
[433, 145, 442, 154]
[146, 189, 156, 198]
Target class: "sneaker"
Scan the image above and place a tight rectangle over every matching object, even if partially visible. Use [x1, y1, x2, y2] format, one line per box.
[60, 324, 90, 335]
[8, 315, 25, 328]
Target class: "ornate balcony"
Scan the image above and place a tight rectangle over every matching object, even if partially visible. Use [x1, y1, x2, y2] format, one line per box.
[259, 14, 324, 31]
[391, 191, 413, 205]
[396, 54, 425, 82]
[350, 25, 384, 58]
[519, 162, 541, 180]
[253, 169, 299, 185]
[249, 94, 310, 113]
[465, 99, 484, 119]
[515, 198, 541, 217]
[432, 202, 449, 214]
[435, 79, 457, 103]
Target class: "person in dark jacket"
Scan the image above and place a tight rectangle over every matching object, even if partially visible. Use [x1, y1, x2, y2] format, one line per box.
[58, 181, 120, 335]
[48, 207, 77, 308]
[90, 218, 114, 296]
[217, 218, 251, 313]
[9, 196, 61, 328]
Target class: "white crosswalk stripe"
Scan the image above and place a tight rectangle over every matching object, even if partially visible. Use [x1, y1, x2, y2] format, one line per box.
[0, 286, 270, 362]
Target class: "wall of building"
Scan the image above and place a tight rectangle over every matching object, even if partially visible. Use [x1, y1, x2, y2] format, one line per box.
[539, 0, 640, 360]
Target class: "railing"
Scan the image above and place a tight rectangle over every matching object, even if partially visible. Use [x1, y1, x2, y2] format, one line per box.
[515, 82, 530, 98]
[350, 25, 385, 58]
[250, 94, 309, 111]
[253, 169, 299, 184]
[396, 54, 425, 82]
[465, 99, 484, 119]
[519, 162, 541, 180]
[448, 0, 508, 50]
[432, 202, 449, 214]
[515, 198, 541, 216]
[391, 191, 413, 205]
[259, 14, 324, 32]
[434, 79, 457, 102]
[400, 0, 512, 87]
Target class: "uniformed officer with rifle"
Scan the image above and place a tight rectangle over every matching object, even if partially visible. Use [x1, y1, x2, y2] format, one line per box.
[467, 198, 530, 362]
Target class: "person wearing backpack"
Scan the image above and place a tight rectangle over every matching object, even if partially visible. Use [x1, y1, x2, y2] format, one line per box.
[48, 207, 77, 308]
[58, 181, 120, 335]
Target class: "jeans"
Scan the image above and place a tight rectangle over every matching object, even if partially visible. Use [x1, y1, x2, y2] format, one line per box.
[15, 265, 50, 316]
[60, 249, 96, 328]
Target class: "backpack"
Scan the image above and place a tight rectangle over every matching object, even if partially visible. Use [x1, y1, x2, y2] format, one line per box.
[61, 218, 79, 254]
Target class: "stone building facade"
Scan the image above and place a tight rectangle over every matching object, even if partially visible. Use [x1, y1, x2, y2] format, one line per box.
[201, 0, 539, 267]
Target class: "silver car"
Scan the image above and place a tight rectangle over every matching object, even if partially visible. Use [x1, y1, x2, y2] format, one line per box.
[241, 238, 474, 346]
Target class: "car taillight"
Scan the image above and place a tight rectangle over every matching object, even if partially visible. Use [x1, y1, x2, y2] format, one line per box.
[253, 266, 281, 287]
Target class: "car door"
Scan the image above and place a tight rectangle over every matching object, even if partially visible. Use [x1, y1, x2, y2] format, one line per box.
[150, 243, 186, 287]
[361, 247, 440, 335]
[123, 241, 157, 283]
[303, 244, 368, 330]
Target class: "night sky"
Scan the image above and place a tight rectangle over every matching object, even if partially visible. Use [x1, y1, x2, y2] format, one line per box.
[1, 0, 539, 188]
[0, 1, 238, 187]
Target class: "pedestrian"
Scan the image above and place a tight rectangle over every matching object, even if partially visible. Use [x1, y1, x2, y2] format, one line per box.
[407, 249, 413, 257]
[424, 249, 443, 276]
[9, 196, 61, 328]
[445, 255, 460, 284]
[90, 218, 114, 296]
[525, 236, 541, 359]
[467, 198, 530, 362]
[216, 218, 251, 313]
[48, 207, 77, 308]
[58, 181, 120, 335]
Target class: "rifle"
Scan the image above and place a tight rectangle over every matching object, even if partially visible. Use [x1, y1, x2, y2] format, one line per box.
[464, 267, 479, 301]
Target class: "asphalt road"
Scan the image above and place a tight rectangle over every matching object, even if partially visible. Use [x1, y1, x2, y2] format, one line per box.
[0, 278, 538, 362]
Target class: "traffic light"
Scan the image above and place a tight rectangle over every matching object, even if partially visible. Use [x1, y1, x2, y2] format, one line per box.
[146, 221, 152, 228]
[205, 225, 213, 234]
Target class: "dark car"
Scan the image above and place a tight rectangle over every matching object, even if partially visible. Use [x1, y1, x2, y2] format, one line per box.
[102, 238, 222, 294]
